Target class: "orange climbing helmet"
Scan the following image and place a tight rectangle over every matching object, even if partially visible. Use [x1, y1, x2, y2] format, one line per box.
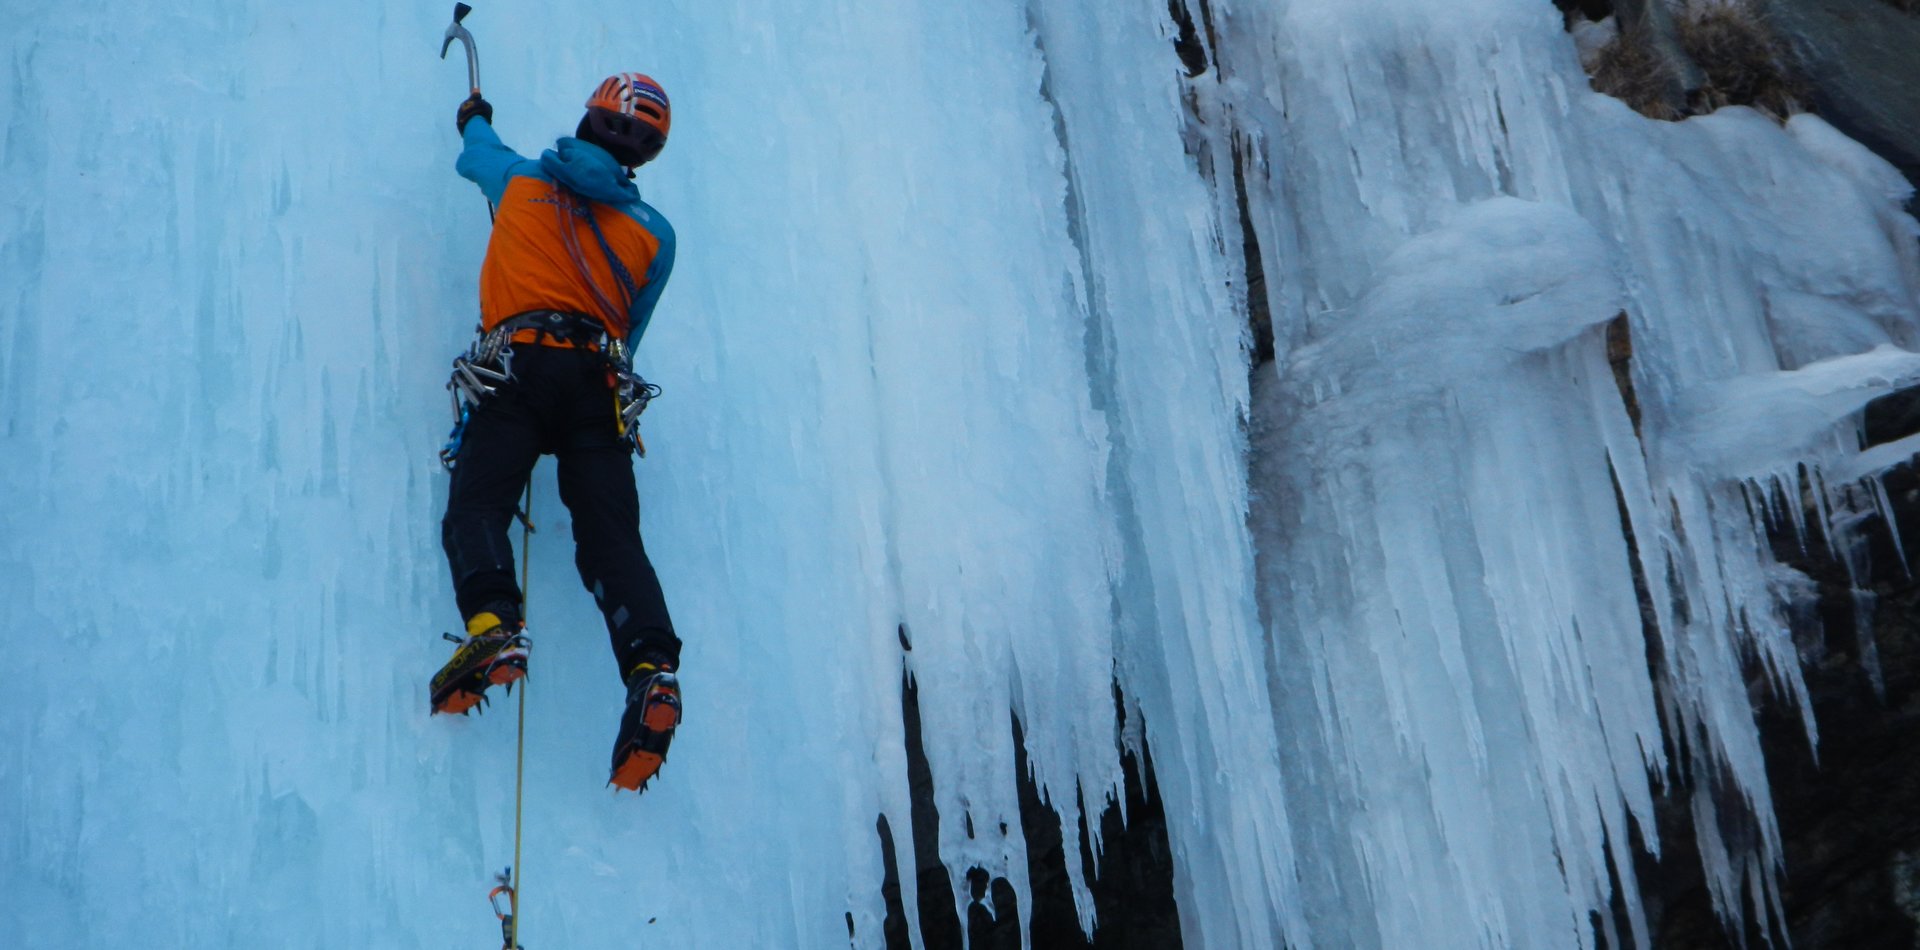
[580, 73, 670, 167]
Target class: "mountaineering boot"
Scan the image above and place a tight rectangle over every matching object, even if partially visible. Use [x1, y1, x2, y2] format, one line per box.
[609, 658, 681, 792]
[429, 609, 531, 715]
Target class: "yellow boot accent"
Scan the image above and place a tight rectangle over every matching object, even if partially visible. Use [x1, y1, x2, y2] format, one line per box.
[466, 611, 506, 637]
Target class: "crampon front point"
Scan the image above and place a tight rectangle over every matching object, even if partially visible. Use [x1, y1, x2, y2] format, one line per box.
[430, 628, 531, 716]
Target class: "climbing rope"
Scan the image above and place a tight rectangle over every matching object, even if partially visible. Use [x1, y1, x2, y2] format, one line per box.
[553, 191, 632, 334]
[504, 479, 535, 950]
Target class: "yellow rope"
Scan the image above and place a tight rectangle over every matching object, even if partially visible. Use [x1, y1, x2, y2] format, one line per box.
[510, 676, 526, 949]
[510, 478, 533, 950]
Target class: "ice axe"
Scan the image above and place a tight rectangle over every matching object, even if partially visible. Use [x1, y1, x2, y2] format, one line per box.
[440, 4, 494, 220]
[441, 3, 481, 95]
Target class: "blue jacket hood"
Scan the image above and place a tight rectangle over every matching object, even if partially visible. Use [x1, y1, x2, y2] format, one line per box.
[538, 137, 639, 205]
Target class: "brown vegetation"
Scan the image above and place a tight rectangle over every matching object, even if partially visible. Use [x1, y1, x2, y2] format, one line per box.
[1585, 0, 1808, 121]
[1677, 3, 1809, 117]
[1590, 23, 1687, 120]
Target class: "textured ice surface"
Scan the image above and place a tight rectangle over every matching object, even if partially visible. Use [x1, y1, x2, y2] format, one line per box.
[3, 0, 1918, 948]
[1222, 0, 1920, 945]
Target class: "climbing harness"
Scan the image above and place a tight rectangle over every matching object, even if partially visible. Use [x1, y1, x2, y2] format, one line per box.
[439, 310, 661, 469]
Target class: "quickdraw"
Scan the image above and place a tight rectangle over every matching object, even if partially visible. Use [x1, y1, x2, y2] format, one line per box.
[439, 329, 515, 469]
[606, 337, 663, 457]
[488, 867, 523, 949]
[439, 311, 661, 469]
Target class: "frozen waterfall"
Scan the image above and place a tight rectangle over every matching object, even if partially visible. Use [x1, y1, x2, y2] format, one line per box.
[3, 0, 1917, 947]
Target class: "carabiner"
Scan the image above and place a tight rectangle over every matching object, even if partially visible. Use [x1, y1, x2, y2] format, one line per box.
[488, 867, 522, 949]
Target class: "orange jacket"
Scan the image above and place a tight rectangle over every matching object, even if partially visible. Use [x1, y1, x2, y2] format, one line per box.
[456, 119, 675, 345]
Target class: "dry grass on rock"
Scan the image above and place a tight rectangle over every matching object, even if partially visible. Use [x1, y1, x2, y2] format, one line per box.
[1679, 3, 1809, 117]
[1590, 24, 1685, 120]
[1585, 0, 1808, 121]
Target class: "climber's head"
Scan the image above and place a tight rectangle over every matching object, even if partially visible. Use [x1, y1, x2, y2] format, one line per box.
[578, 73, 670, 168]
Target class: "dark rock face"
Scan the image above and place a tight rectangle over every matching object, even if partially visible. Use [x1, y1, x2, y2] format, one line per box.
[1763, 0, 1920, 210]
[1747, 480, 1920, 948]
[875, 669, 1181, 949]
[1643, 393, 1920, 946]
[1759, 573, 1920, 948]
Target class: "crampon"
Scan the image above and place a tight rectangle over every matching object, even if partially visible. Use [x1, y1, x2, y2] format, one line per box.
[430, 622, 530, 716]
[609, 665, 680, 792]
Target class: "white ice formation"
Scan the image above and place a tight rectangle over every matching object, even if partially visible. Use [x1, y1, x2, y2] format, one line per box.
[3, 1, 1917, 947]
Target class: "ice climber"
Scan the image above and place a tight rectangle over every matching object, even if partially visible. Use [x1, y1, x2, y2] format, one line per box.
[428, 73, 682, 793]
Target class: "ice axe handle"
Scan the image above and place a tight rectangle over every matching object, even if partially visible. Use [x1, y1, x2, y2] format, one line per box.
[441, 4, 481, 95]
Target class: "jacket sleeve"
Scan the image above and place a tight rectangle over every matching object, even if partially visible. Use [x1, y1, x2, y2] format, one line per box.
[455, 118, 529, 207]
[627, 210, 676, 344]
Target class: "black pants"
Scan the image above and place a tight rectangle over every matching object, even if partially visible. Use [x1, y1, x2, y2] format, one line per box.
[442, 344, 679, 678]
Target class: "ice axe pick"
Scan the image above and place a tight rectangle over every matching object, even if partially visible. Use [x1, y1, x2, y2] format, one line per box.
[441, 3, 481, 95]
